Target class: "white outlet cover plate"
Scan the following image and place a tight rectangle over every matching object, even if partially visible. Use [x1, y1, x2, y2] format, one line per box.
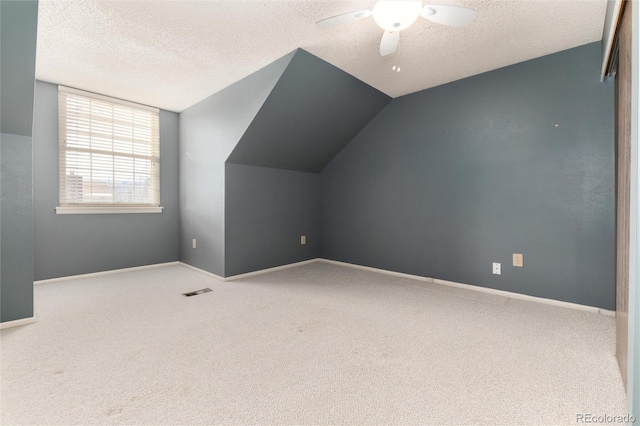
[492, 262, 501, 275]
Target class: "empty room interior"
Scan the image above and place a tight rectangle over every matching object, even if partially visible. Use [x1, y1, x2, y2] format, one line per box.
[1, 0, 640, 424]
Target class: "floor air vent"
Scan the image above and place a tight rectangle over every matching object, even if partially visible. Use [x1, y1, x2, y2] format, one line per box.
[182, 288, 212, 297]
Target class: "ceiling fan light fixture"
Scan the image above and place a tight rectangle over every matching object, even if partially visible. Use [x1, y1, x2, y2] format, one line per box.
[422, 7, 436, 16]
[372, 0, 423, 32]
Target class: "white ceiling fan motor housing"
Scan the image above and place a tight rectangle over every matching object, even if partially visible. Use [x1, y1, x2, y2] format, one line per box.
[372, 0, 423, 31]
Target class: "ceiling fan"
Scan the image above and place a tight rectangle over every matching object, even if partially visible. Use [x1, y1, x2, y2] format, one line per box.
[317, 1, 476, 56]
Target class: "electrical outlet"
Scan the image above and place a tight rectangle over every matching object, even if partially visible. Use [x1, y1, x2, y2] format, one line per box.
[192, 239, 197, 249]
[492, 262, 501, 275]
[301, 235, 306, 245]
[513, 253, 523, 267]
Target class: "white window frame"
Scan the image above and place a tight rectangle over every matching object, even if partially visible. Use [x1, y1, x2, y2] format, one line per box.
[56, 86, 162, 214]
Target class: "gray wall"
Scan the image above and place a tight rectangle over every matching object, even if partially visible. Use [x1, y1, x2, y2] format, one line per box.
[0, 0, 38, 323]
[179, 52, 294, 276]
[227, 50, 390, 173]
[321, 42, 616, 310]
[1, 134, 34, 322]
[1, 1, 38, 137]
[225, 164, 320, 276]
[33, 81, 180, 280]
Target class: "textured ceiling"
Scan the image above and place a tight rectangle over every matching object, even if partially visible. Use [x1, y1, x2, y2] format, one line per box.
[36, 0, 607, 112]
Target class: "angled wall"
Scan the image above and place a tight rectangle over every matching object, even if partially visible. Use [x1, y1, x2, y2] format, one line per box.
[227, 50, 391, 173]
[225, 164, 320, 276]
[321, 42, 616, 310]
[179, 52, 295, 276]
[223, 49, 389, 276]
[0, 0, 38, 323]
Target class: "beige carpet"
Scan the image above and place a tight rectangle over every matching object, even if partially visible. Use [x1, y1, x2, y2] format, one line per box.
[0, 262, 629, 425]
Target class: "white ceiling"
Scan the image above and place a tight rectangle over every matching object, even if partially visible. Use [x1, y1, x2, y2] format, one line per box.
[36, 0, 607, 112]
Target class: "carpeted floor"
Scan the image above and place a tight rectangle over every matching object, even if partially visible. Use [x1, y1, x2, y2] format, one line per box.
[0, 262, 629, 425]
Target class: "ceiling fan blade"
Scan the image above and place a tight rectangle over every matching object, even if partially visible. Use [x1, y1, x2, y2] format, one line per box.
[421, 5, 476, 27]
[316, 9, 372, 29]
[380, 31, 399, 56]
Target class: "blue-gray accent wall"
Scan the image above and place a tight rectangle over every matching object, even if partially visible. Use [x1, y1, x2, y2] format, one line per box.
[32, 81, 180, 280]
[219, 49, 389, 276]
[227, 50, 391, 173]
[225, 164, 320, 276]
[1, 134, 34, 322]
[321, 42, 616, 310]
[0, 0, 38, 323]
[179, 52, 295, 277]
[0, 0, 38, 138]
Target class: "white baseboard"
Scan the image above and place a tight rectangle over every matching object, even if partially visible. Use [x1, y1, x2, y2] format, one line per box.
[318, 259, 614, 316]
[179, 259, 320, 282]
[34, 261, 180, 285]
[178, 262, 226, 281]
[1, 315, 37, 330]
[431, 277, 613, 316]
[320, 259, 429, 282]
[31, 257, 615, 317]
[225, 259, 320, 281]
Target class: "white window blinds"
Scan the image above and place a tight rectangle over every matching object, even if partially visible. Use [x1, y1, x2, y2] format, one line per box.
[58, 86, 160, 208]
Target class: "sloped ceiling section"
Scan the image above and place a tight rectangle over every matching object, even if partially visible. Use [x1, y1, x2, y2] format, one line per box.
[226, 49, 391, 173]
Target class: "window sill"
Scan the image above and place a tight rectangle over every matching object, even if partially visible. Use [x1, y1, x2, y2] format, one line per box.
[56, 206, 163, 215]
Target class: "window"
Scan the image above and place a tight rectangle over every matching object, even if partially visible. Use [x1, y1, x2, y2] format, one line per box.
[57, 86, 162, 214]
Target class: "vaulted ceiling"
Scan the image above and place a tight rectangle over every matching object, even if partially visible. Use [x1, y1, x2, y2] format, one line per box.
[36, 1, 607, 112]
